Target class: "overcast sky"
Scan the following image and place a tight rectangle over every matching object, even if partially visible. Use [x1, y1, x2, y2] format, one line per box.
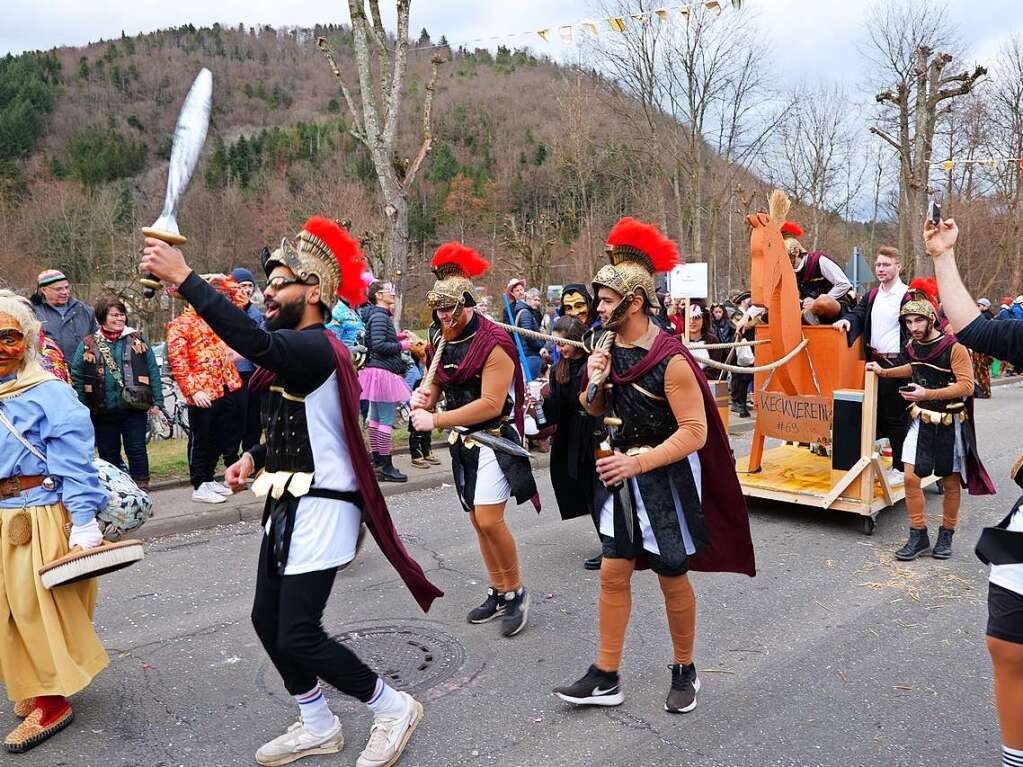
[4, 1, 1018, 89]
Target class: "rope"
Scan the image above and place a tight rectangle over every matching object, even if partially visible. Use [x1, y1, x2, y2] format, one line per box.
[698, 338, 808, 374]
[419, 337, 446, 391]
[488, 316, 768, 352]
[585, 330, 616, 401]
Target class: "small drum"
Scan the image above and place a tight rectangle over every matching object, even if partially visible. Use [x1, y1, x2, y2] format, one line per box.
[38, 540, 144, 590]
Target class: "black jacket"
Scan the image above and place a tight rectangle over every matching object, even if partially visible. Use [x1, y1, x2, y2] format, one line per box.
[543, 356, 597, 521]
[841, 286, 910, 360]
[360, 305, 407, 376]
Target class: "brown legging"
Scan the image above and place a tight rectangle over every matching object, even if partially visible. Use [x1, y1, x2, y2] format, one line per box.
[596, 557, 696, 672]
[903, 465, 962, 529]
[988, 636, 1023, 750]
[469, 503, 521, 594]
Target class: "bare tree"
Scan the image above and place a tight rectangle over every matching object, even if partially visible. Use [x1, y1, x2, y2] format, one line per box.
[770, 84, 868, 249]
[864, 0, 986, 275]
[317, 1, 444, 323]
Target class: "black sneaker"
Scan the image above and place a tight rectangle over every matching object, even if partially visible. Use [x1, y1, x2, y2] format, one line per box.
[932, 526, 955, 559]
[500, 587, 530, 637]
[895, 527, 931, 561]
[554, 665, 624, 707]
[467, 587, 506, 624]
[665, 663, 700, 713]
[738, 407, 750, 418]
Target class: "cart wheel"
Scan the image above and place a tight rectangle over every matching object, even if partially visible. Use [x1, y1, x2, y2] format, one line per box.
[861, 517, 876, 536]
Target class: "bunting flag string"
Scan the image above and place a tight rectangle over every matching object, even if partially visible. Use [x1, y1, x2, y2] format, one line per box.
[930, 157, 1023, 170]
[407, 2, 742, 55]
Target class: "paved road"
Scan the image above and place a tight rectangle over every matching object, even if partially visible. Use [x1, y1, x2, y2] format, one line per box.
[19, 384, 1023, 767]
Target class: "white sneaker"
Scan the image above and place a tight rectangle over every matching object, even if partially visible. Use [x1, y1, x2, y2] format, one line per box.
[356, 692, 423, 767]
[209, 481, 233, 496]
[255, 718, 344, 766]
[886, 469, 905, 486]
[191, 484, 226, 504]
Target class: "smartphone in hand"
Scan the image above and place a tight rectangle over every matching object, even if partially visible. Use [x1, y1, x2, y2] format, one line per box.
[928, 199, 941, 225]
[899, 384, 916, 393]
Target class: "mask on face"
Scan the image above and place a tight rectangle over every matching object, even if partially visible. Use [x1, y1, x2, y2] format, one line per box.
[0, 314, 26, 377]
[561, 291, 590, 325]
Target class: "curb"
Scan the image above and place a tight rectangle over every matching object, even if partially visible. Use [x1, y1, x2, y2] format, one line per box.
[143, 453, 553, 539]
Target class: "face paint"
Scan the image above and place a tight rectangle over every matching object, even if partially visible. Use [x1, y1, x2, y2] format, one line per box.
[561, 291, 590, 325]
[0, 314, 26, 377]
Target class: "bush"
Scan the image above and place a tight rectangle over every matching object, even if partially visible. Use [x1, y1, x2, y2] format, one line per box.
[60, 126, 148, 186]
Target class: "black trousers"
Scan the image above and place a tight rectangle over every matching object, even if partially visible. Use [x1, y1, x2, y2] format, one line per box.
[237, 370, 264, 455]
[93, 410, 150, 481]
[730, 371, 753, 407]
[408, 427, 432, 459]
[186, 387, 242, 489]
[876, 375, 909, 472]
[251, 537, 378, 701]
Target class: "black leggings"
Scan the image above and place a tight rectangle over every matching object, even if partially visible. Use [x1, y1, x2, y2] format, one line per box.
[251, 537, 378, 701]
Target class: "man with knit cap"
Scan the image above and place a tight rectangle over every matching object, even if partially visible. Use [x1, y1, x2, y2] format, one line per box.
[409, 243, 538, 639]
[141, 218, 441, 767]
[553, 218, 755, 714]
[781, 222, 853, 325]
[30, 269, 97, 363]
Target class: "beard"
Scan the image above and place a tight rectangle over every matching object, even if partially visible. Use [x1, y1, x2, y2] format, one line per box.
[265, 297, 306, 331]
[440, 307, 469, 341]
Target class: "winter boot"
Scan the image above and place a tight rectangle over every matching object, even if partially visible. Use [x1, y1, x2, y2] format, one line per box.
[931, 526, 955, 559]
[895, 527, 931, 561]
[378, 455, 408, 483]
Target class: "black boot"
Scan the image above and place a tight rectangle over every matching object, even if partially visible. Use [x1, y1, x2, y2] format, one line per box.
[583, 553, 603, 571]
[370, 451, 383, 479]
[895, 527, 930, 561]
[378, 454, 408, 483]
[932, 526, 955, 559]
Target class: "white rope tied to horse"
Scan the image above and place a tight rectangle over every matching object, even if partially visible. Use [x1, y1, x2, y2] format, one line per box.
[488, 316, 766, 352]
[418, 337, 446, 392]
[697, 337, 808, 374]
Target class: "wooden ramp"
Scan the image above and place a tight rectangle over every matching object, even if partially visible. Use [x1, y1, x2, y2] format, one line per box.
[736, 444, 937, 533]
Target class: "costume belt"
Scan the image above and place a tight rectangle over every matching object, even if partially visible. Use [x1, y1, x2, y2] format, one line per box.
[0, 475, 55, 500]
[909, 403, 966, 427]
[623, 446, 654, 457]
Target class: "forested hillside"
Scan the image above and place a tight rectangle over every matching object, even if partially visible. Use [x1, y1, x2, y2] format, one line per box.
[0, 23, 870, 324]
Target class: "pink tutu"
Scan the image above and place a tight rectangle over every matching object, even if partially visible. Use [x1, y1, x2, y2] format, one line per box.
[359, 366, 412, 403]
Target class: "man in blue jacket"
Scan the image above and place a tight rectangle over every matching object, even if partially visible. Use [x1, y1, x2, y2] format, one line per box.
[30, 269, 97, 363]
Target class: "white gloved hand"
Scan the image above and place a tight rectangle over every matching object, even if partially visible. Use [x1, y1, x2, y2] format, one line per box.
[68, 519, 104, 550]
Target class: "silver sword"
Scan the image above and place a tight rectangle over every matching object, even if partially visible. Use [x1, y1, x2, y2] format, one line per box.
[448, 427, 533, 459]
[140, 67, 213, 297]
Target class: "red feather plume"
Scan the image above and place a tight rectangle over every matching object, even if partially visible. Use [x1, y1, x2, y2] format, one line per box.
[302, 216, 367, 307]
[780, 221, 804, 239]
[606, 217, 681, 273]
[431, 241, 489, 277]
[908, 276, 939, 307]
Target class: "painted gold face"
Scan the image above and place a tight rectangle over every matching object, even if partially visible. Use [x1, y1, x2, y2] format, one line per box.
[561, 291, 590, 325]
[0, 313, 26, 377]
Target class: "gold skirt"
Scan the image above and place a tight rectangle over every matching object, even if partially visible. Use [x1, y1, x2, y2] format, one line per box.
[0, 503, 109, 701]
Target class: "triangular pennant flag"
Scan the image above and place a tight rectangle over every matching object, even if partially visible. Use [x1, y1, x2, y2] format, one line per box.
[732, 0, 743, 8]
[679, 6, 692, 18]
[608, 16, 627, 31]
[537, 28, 551, 41]
[942, 160, 954, 171]
[631, 13, 651, 24]
[654, 8, 670, 21]
[582, 21, 599, 38]
[559, 25, 573, 44]
[704, 0, 722, 11]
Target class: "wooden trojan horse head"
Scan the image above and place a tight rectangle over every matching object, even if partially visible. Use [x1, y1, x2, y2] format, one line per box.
[747, 190, 803, 395]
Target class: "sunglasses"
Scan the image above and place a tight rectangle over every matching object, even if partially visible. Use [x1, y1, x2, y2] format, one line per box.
[265, 276, 307, 291]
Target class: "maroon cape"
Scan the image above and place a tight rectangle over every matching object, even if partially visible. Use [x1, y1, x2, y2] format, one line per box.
[906, 333, 995, 496]
[584, 328, 757, 577]
[251, 333, 444, 612]
[433, 314, 540, 512]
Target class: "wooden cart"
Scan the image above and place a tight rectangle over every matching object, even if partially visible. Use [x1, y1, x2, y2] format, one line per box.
[735, 325, 936, 535]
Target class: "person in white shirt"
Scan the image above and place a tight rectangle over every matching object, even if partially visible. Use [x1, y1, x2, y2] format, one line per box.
[834, 246, 910, 485]
[781, 221, 853, 325]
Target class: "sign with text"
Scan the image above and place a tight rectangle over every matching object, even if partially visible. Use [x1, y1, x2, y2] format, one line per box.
[669, 263, 708, 299]
[756, 392, 833, 443]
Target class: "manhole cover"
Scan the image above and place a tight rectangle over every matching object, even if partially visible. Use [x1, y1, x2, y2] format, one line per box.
[330, 623, 467, 695]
